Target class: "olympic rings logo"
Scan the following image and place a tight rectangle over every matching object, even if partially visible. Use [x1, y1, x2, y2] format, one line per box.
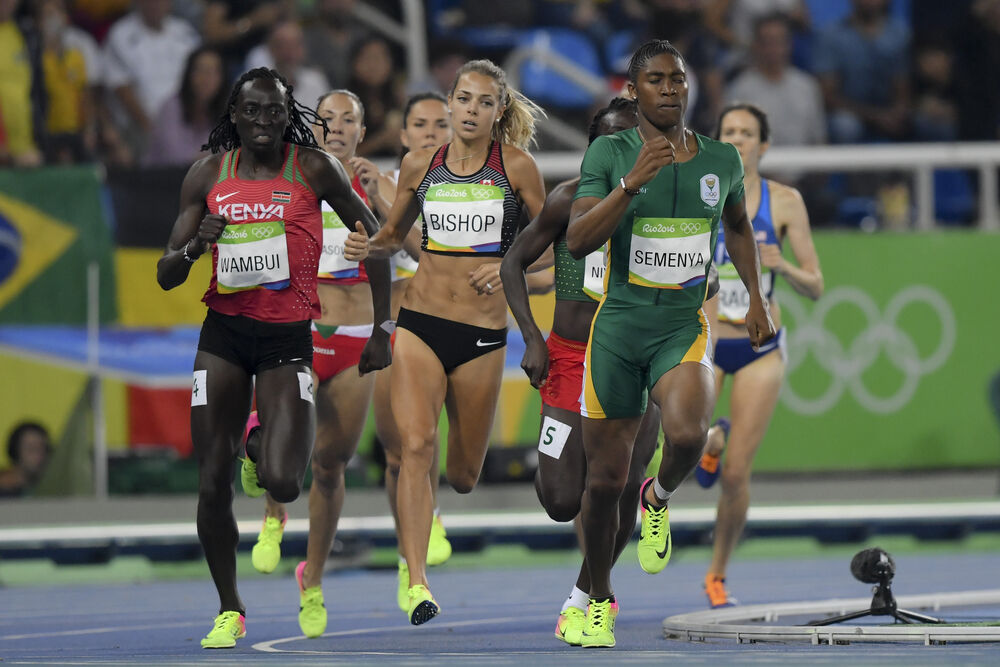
[778, 285, 956, 415]
[252, 227, 276, 239]
[470, 186, 494, 199]
[680, 222, 702, 234]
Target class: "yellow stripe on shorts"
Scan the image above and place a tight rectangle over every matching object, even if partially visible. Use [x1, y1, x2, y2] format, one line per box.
[580, 294, 609, 419]
[680, 308, 714, 371]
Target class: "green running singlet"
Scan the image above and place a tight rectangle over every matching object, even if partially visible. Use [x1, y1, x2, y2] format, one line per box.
[573, 129, 745, 419]
[553, 236, 606, 303]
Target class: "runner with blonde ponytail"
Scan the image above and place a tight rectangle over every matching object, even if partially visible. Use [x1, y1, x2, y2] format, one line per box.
[453, 59, 545, 152]
[343, 59, 547, 625]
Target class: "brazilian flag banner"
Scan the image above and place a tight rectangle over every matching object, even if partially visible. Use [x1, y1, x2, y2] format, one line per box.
[0, 166, 117, 324]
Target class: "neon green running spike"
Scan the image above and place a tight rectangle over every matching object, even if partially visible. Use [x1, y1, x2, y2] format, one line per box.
[241, 411, 265, 498]
[296, 560, 327, 638]
[200, 611, 246, 649]
[407, 584, 440, 625]
[251, 514, 285, 574]
[636, 477, 672, 574]
[397, 560, 409, 612]
[426, 515, 452, 566]
[554, 606, 586, 645]
[240, 457, 265, 498]
[580, 599, 618, 648]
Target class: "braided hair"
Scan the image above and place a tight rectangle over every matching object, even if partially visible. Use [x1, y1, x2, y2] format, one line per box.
[627, 39, 685, 84]
[202, 68, 326, 153]
[588, 97, 637, 145]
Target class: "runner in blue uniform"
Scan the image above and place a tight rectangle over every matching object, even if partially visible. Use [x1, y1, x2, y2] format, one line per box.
[696, 103, 823, 608]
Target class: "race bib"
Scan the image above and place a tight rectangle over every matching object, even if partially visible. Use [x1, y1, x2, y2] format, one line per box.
[423, 183, 504, 253]
[216, 220, 290, 293]
[582, 244, 607, 301]
[392, 214, 421, 279]
[393, 250, 419, 279]
[717, 262, 772, 323]
[538, 416, 572, 460]
[318, 208, 359, 279]
[628, 217, 711, 289]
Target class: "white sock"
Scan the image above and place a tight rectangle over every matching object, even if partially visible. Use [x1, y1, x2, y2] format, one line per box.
[398, 555, 406, 566]
[561, 586, 590, 612]
[433, 507, 441, 517]
[653, 478, 673, 504]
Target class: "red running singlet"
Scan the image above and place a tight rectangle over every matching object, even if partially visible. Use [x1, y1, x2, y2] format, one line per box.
[203, 143, 322, 323]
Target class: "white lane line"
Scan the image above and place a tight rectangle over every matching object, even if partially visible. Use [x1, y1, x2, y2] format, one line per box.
[252, 606, 672, 654]
[1, 611, 292, 641]
[3, 500, 1000, 545]
[1, 620, 201, 641]
[0, 601, 565, 643]
[252, 613, 553, 653]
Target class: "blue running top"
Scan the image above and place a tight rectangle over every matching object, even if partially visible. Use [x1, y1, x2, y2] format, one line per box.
[713, 179, 781, 324]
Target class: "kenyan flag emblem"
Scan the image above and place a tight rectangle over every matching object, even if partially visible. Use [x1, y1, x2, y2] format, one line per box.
[272, 190, 291, 203]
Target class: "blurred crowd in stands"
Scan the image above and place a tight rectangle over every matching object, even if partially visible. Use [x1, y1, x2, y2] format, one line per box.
[1, 0, 998, 173]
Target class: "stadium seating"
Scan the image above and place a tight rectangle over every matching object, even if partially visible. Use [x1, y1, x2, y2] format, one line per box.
[515, 28, 604, 109]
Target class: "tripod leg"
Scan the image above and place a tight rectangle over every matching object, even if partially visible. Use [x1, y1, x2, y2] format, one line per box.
[895, 609, 943, 624]
[808, 609, 875, 626]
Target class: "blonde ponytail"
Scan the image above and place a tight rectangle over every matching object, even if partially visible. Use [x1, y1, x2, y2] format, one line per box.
[450, 59, 547, 152]
[496, 87, 545, 151]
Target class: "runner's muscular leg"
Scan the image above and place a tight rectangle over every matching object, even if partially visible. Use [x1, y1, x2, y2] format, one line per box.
[374, 366, 403, 529]
[300, 367, 375, 587]
[391, 330, 447, 588]
[441, 349, 505, 494]
[260, 401, 296, 521]
[572, 403, 660, 594]
[254, 362, 316, 503]
[535, 404, 586, 523]
[618, 403, 660, 549]
[376, 363, 441, 534]
[703, 365, 728, 457]
[580, 415, 641, 598]
[709, 351, 784, 577]
[191, 351, 254, 613]
[648, 361, 716, 501]
[379, 282, 405, 530]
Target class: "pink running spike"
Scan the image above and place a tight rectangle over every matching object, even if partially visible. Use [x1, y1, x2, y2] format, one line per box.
[243, 411, 261, 455]
[295, 560, 308, 594]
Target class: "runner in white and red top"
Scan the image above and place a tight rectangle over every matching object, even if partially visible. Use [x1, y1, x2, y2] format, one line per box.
[243, 89, 402, 639]
[156, 70, 391, 650]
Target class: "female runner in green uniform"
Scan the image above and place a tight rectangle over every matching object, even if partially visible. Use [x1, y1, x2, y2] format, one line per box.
[566, 40, 775, 647]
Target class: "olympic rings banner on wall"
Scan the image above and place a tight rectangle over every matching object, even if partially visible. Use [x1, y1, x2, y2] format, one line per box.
[741, 231, 1000, 472]
[488, 230, 1000, 473]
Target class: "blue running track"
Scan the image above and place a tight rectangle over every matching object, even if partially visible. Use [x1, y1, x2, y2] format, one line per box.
[1, 551, 998, 665]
